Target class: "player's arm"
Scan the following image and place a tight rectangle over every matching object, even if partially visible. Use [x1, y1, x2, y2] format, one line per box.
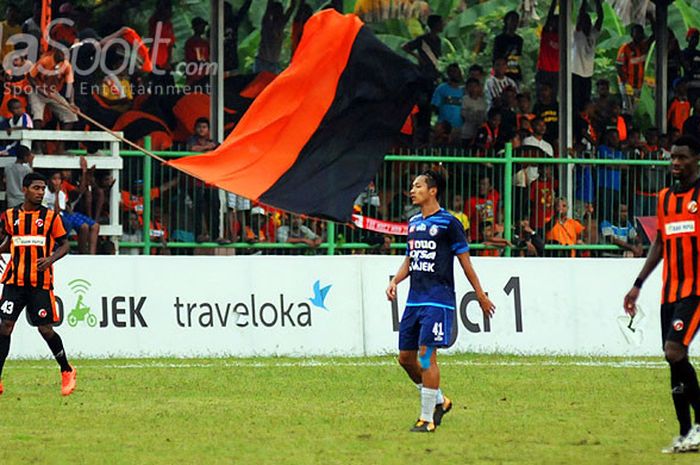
[623, 232, 663, 316]
[37, 214, 71, 272]
[456, 252, 495, 317]
[386, 256, 409, 301]
[0, 232, 9, 256]
[0, 212, 10, 265]
[37, 236, 69, 272]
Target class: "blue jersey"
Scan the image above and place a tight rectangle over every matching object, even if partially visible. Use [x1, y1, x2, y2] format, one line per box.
[406, 209, 470, 309]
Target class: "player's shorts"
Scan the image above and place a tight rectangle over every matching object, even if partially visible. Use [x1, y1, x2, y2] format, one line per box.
[0, 285, 59, 326]
[661, 296, 700, 348]
[399, 304, 454, 350]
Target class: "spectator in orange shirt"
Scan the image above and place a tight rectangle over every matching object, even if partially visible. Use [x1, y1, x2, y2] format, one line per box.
[616, 24, 654, 116]
[28, 48, 78, 129]
[49, 3, 78, 47]
[547, 197, 585, 257]
[668, 80, 691, 132]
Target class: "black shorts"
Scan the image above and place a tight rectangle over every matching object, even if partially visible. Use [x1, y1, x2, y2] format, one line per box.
[0, 284, 58, 326]
[661, 296, 700, 348]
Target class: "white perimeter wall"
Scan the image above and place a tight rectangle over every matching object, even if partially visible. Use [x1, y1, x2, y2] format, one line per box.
[5, 256, 668, 358]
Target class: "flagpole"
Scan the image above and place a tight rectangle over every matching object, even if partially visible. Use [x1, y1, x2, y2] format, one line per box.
[49, 94, 168, 164]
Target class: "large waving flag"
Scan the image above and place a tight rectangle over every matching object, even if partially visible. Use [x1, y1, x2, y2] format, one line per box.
[168, 10, 422, 221]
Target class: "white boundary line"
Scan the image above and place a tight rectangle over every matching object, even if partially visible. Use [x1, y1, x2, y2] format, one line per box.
[6, 359, 669, 370]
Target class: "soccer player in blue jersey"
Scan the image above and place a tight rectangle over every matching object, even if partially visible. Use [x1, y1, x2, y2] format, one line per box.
[386, 170, 495, 432]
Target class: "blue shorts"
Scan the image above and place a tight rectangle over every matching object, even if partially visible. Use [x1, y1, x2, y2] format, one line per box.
[398, 305, 454, 350]
[61, 212, 96, 233]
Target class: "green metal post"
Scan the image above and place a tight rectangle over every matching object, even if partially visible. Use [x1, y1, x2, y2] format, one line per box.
[143, 137, 153, 255]
[327, 221, 336, 256]
[503, 143, 513, 257]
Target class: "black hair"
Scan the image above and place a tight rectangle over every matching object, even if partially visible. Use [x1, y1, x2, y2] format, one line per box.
[7, 98, 21, 108]
[631, 24, 644, 35]
[503, 11, 519, 27]
[22, 172, 47, 188]
[468, 64, 484, 73]
[194, 117, 210, 128]
[446, 62, 461, 71]
[420, 169, 446, 202]
[16, 145, 30, 161]
[673, 135, 700, 156]
[427, 15, 442, 30]
[596, 78, 610, 86]
[466, 77, 480, 86]
[487, 107, 502, 120]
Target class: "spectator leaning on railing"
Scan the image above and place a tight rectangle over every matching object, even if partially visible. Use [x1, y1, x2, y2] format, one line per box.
[546, 197, 586, 258]
[27, 47, 78, 154]
[0, 98, 32, 157]
[186, 117, 227, 244]
[600, 203, 642, 258]
[276, 215, 321, 248]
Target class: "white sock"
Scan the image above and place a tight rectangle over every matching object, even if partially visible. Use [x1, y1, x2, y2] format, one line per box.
[420, 387, 438, 423]
[418, 383, 443, 404]
[436, 388, 444, 405]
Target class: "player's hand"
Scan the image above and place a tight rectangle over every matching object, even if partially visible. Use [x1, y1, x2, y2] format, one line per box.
[623, 287, 639, 316]
[477, 291, 495, 318]
[386, 280, 397, 301]
[37, 257, 53, 272]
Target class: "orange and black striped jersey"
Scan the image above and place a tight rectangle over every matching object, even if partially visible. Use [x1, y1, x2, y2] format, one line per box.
[0, 207, 67, 290]
[657, 179, 700, 304]
[616, 41, 649, 90]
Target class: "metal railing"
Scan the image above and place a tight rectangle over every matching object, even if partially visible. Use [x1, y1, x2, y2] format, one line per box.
[111, 138, 671, 257]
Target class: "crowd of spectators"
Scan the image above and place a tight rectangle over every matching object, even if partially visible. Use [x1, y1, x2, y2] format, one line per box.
[0, 0, 698, 256]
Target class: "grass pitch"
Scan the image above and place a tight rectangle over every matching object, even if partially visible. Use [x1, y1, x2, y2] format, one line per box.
[0, 354, 698, 465]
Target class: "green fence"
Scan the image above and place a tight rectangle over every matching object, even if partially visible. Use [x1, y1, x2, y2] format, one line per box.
[114, 139, 672, 257]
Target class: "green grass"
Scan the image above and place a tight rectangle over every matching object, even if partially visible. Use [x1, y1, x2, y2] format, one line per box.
[0, 354, 698, 465]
